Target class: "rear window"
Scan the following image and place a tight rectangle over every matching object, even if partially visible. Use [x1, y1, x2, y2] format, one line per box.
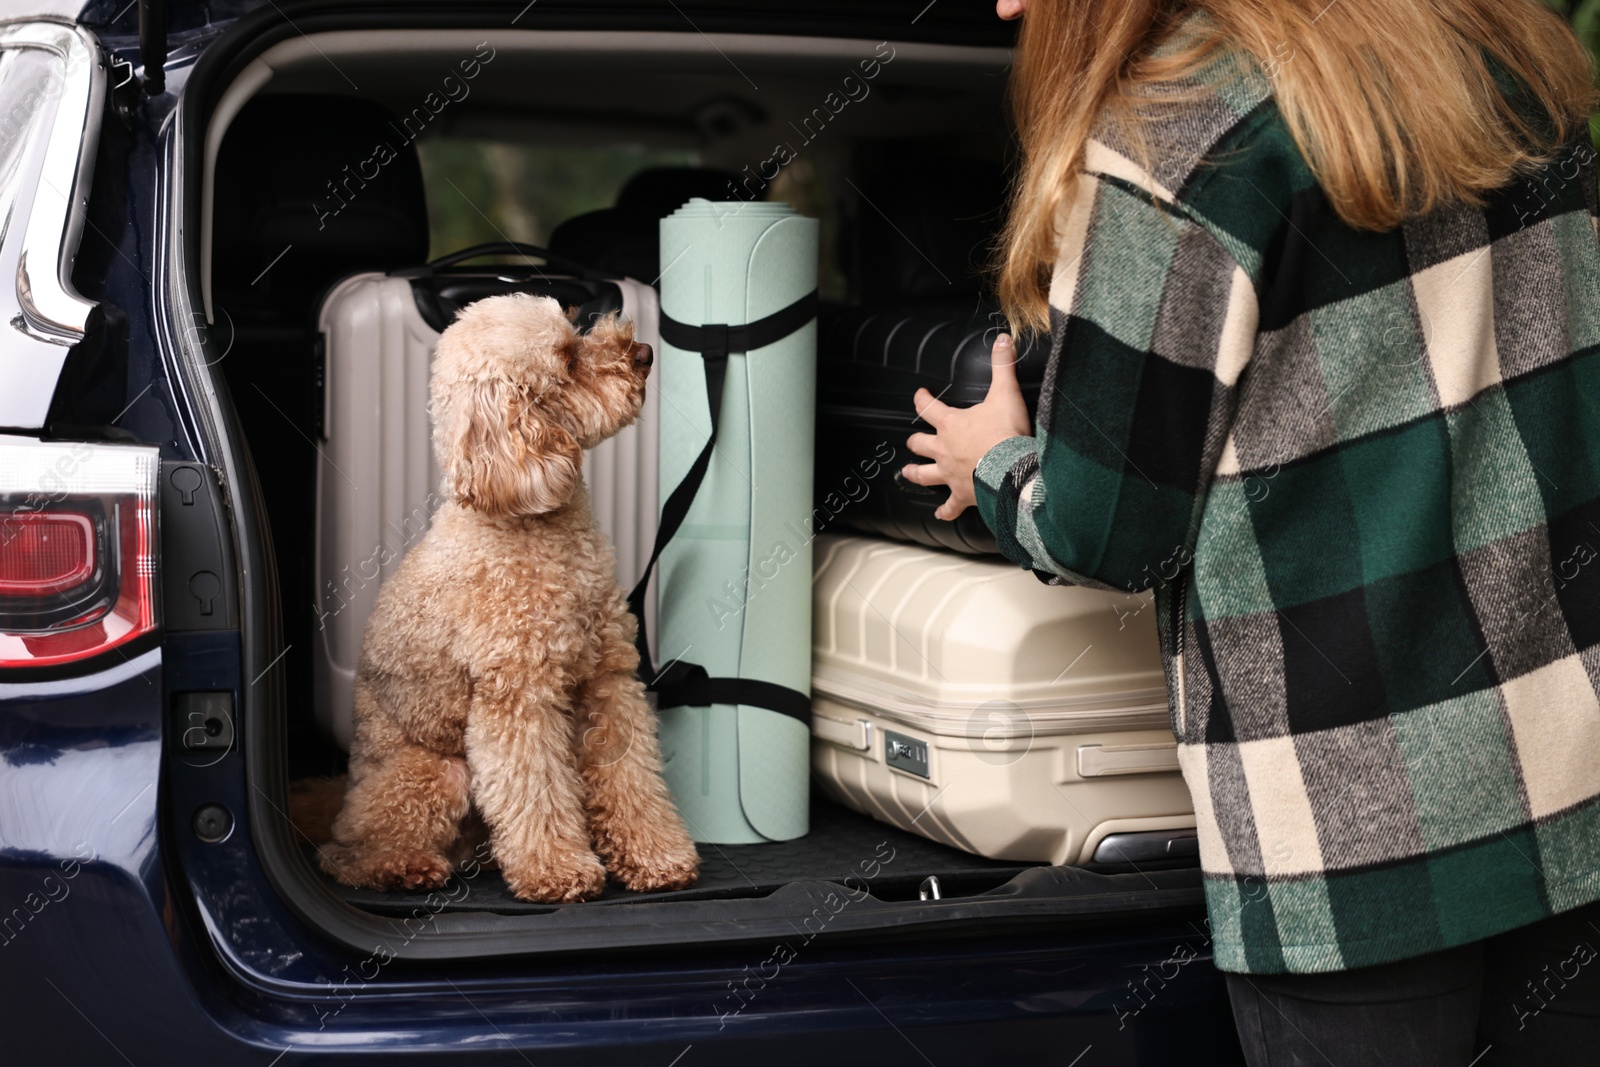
[414, 138, 700, 256]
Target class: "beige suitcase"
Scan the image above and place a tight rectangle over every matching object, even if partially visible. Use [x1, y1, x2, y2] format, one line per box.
[810, 534, 1195, 866]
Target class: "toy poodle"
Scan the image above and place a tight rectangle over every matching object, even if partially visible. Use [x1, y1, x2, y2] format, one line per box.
[317, 293, 699, 902]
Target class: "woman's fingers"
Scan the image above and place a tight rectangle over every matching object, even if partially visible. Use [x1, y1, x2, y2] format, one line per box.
[988, 334, 1021, 394]
[903, 454, 974, 519]
[913, 387, 953, 429]
[905, 375, 1005, 524]
[986, 334, 1033, 437]
[905, 431, 941, 459]
[934, 489, 974, 521]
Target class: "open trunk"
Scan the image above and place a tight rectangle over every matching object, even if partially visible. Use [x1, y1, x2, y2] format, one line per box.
[170, 0, 1203, 960]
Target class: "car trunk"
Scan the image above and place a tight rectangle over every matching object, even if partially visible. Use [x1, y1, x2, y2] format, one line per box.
[167, 0, 1205, 961]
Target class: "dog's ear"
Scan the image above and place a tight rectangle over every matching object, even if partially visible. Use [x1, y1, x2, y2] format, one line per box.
[441, 377, 582, 517]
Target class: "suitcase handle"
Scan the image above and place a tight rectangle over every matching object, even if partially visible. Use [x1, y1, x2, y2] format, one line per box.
[423, 241, 617, 281]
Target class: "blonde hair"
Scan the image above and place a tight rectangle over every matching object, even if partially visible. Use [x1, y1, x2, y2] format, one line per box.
[997, 0, 1598, 335]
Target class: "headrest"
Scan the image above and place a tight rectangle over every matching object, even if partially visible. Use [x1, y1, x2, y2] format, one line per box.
[212, 95, 429, 297]
[548, 167, 739, 283]
[615, 166, 740, 217]
[547, 210, 659, 282]
[857, 156, 1007, 301]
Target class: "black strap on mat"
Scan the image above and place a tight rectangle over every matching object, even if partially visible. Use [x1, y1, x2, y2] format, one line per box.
[628, 290, 818, 725]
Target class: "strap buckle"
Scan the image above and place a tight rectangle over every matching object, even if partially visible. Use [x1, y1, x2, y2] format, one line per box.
[700, 322, 730, 363]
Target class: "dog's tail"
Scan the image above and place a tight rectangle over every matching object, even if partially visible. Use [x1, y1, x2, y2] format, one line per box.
[287, 775, 347, 846]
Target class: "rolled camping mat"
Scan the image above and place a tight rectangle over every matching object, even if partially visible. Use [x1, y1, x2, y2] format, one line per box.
[653, 199, 818, 843]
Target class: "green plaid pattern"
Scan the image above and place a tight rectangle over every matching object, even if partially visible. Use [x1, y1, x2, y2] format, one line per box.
[974, 35, 1600, 974]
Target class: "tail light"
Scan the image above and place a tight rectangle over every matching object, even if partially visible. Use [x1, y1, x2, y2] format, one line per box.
[0, 437, 160, 669]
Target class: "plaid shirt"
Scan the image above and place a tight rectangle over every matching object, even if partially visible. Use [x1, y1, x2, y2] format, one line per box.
[974, 32, 1600, 974]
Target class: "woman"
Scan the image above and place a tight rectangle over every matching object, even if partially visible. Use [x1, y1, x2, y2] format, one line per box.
[905, 0, 1600, 1061]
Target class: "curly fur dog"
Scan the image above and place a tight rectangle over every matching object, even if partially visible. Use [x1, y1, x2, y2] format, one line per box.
[318, 293, 699, 902]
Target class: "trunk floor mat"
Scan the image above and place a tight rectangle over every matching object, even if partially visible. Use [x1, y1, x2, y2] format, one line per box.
[313, 797, 1042, 915]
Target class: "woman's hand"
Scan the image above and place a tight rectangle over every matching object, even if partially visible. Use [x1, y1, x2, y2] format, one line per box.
[996, 0, 1027, 20]
[902, 335, 1033, 521]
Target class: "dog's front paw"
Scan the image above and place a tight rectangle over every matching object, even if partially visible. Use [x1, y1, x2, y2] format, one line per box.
[320, 844, 454, 892]
[500, 849, 608, 903]
[611, 850, 700, 894]
[597, 824, 701, 893]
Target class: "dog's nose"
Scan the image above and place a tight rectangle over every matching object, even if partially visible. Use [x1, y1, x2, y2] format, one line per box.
[631, 342, 654, 368]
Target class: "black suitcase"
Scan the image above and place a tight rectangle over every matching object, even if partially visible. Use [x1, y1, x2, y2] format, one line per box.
[814, 302, 1046, 554]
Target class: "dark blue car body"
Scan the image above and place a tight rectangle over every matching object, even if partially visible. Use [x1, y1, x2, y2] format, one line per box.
[0, 2, 1244, 1061]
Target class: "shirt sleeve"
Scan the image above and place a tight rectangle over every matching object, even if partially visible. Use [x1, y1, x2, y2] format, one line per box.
[974, 172, 1259, 592]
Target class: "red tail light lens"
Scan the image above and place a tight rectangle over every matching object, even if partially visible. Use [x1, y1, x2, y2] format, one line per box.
[0, 512, 95, 594]
[0, 438, 160, 669]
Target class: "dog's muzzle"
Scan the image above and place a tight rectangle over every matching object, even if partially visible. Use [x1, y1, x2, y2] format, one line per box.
[631, 342, 654, 369]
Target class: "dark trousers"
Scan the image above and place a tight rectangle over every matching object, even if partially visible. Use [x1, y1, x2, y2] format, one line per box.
[1226, 901, 1600, 1066]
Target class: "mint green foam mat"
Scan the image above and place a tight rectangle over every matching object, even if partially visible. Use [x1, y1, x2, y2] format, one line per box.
[655, 199, 818, 843]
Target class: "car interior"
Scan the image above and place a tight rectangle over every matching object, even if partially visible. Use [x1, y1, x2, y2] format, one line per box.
[194, 27, 1200, 953]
